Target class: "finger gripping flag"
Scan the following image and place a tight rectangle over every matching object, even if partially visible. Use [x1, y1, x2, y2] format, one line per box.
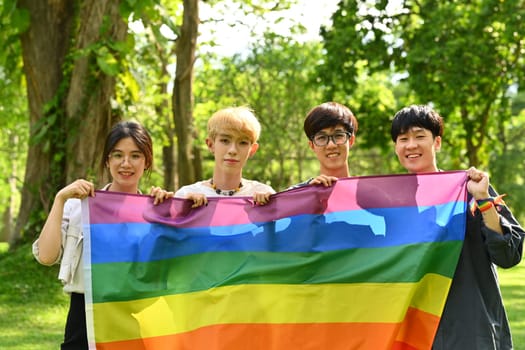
[82, 171, 467, 350]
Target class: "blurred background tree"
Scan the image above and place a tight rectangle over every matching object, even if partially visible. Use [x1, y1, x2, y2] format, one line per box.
[318, 0, 525, 217]
[0, 0, 524, 249]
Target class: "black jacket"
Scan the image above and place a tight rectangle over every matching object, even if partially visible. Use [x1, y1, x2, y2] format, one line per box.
[432, 186, 524, 350]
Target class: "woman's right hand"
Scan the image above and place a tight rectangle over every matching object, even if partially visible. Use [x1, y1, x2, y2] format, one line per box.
[56, 179, 95, 202]
[36, 179, 94, 265]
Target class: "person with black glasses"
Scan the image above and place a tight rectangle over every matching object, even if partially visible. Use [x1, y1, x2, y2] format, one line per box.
[291, 101, 358, 188]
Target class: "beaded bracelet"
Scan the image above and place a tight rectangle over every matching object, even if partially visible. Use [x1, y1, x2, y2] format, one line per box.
[469, 194, 507, 215]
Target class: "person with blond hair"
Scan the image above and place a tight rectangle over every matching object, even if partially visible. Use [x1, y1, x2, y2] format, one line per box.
[175, 106, 275, 207]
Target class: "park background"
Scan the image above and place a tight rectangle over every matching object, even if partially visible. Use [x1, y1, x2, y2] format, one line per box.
[0, 0, 524, 348]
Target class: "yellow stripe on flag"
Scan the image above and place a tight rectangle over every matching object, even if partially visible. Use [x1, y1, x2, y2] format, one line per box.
[93, 273, 450, 343]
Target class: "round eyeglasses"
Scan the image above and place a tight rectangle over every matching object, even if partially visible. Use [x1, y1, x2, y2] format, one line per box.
[108, 151, 145, 164]
[311, 131, 352, 147]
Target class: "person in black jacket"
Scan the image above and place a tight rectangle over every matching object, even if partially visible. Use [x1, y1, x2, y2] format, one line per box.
[391, 104, 524, 349]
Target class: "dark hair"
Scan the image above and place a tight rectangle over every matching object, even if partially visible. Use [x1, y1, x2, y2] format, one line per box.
[99, 121, 153, 177]
[303, 102, 358, 140]
[390, 105, 444, 142]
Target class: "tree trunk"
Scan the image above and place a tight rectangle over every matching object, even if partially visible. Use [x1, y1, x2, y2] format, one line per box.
[157, 45, 177, 191]
[160, 97, 177, 191]
[5, 133, 19, 245]
[15, 0, 127, 243]
[65, 2, 128, 184]
[16, 0, 75, 244]
[1, 133, 18, 244]
[172, 0, 200, 186]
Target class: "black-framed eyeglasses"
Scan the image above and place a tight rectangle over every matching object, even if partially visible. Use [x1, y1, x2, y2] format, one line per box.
[311, 131, 352, 147]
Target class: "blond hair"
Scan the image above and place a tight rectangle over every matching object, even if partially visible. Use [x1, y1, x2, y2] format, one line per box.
[207, 106, 261, 143]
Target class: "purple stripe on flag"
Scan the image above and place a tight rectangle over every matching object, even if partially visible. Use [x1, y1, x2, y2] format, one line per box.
[88, 171, 467, 228]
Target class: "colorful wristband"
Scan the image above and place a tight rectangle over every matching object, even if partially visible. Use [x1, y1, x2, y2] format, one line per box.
[469, 194, 507, 215]
[477, 199, 495, 213]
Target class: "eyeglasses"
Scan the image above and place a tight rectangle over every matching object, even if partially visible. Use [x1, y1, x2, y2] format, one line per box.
[311, 131, 352, 147]
[108, 151, 145, 164]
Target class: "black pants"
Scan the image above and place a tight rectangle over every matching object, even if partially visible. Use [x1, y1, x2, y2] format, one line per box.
[61, 292, 88, 350]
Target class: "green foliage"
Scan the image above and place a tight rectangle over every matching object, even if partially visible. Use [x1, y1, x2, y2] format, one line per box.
[335, 71, 398, 151]
[193, 32, 403, 189]
[194, 35, 326, 190]
[120, 0, 167, 21]
[319, 0, 525, 219]
[401, 0, 523, 167]
[320, 0, 525, 160]
[490, 109, 525, 224]
[0, 1, 28, 242]
[70, 16, 135, 79]
[4, 0, 525, 242]
[0, 2, 29, 45]
[116, 2, 185, 190]
[95, 46, 120, 76]
[0, 0, 29, 44]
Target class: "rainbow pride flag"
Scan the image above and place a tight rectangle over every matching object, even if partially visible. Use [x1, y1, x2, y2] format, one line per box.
[82, 171, 467, 350]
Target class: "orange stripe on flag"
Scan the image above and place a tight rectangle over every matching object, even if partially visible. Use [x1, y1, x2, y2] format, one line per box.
[95, 310, 439, 350]
[393, 306, 440, 349]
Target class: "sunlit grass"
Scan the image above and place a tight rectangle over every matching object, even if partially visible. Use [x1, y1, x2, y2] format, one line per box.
[499, 258, 525, 349]
[0, 243, 68, 349]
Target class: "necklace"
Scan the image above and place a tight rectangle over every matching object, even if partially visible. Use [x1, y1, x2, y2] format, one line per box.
[210, 179, 243, 196]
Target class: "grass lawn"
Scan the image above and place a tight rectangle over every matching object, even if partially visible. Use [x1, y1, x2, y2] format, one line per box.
[499, 258, 525, 349]
[1, 241, 524, 349]
[0, 242, 68, 349]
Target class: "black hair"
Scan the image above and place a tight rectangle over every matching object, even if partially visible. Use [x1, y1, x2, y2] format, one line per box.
[99, 121, 153, 178]
[390, 105, 444, 142]
[303, 102, 358, 140]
